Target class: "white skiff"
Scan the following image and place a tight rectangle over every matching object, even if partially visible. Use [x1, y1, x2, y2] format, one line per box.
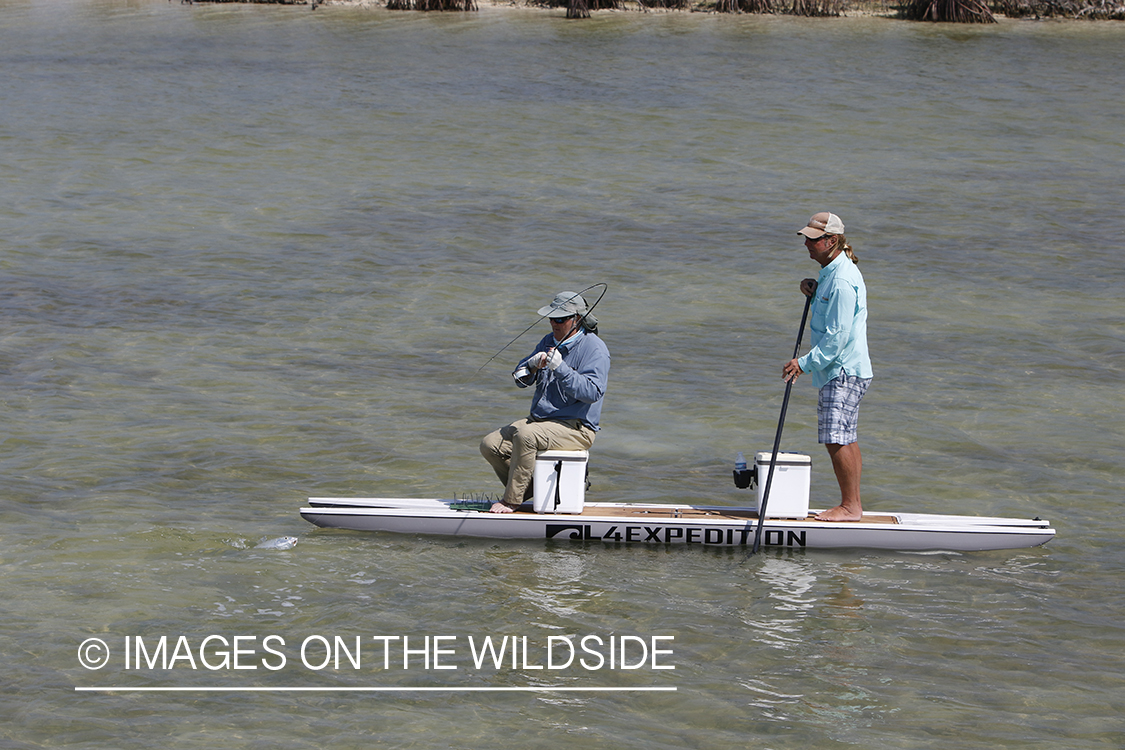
[300, 497, 1055, 552]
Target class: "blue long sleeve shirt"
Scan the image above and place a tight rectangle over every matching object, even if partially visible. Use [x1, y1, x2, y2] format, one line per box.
[516, 329, 610, 431]
[797, 253, 873, 389]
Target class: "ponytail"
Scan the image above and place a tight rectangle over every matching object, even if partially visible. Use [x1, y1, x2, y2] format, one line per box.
[831, 234, 858, 265]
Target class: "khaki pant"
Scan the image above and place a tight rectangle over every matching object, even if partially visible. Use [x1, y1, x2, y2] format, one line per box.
[480, 418, 595, 508]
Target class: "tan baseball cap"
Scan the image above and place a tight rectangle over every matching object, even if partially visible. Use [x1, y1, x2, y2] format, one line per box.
[797, 212, 845, 239]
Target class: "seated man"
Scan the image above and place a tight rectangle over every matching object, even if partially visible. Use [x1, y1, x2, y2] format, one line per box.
[480, 291, 610, 514]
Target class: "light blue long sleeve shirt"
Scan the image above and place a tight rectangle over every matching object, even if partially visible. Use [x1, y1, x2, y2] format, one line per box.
[516, 329, 610, 431]
[797, 253, 873, 389]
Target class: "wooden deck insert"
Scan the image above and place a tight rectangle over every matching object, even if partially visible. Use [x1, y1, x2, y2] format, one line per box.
[526, 505, 900, 525]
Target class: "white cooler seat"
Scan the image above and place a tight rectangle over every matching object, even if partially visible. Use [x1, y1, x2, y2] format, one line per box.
[533, 450, 589, 514]
[754, 451, 811, 519]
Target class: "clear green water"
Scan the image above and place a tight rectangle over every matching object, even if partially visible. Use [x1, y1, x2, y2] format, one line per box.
[1, 1, 1123, 747]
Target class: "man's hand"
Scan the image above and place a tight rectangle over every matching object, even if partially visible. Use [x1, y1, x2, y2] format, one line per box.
[782, 358, 803, 383]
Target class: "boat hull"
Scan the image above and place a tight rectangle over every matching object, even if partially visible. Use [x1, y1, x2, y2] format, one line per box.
[300, 498, 1055, 552]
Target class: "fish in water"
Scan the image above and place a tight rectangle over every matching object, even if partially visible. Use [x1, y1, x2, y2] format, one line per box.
[254, 536, 298, 550]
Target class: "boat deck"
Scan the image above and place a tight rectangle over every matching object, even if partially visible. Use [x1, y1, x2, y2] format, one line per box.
[308, 497, 902, 525]
[515, 505, 901, 525]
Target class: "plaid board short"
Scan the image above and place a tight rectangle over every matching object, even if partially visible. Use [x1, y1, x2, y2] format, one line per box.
[818, 374, 872, 445]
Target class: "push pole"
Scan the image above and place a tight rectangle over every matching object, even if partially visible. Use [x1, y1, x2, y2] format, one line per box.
[751, 293, 814, 554]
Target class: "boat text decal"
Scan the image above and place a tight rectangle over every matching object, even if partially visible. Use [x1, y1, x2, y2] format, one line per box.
[545, 524, 806, 547]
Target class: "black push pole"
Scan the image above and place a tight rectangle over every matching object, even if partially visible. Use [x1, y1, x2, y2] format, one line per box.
[751, 293, 814, 554]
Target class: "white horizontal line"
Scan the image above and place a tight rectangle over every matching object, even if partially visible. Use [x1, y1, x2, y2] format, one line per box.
[75, 686, 676, 693]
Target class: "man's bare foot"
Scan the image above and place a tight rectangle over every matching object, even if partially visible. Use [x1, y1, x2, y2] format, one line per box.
[490, 502, 515, 514]
[815, 505, 863, 522]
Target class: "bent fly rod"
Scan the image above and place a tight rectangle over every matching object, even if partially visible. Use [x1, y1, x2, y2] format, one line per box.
[475, 283, 608, 375]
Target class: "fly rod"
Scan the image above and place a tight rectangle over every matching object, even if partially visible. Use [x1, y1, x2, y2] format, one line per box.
[475, 283, 608, 375]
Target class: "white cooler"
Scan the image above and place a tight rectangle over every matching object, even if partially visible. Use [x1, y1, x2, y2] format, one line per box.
[533, 450, 589, 514]
[754, 451, 811, 519]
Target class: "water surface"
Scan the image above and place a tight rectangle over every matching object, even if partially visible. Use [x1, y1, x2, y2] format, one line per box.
[1, 2, 1123, 748]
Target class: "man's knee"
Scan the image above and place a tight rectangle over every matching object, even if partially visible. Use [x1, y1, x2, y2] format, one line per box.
[480, 429, 506, 460]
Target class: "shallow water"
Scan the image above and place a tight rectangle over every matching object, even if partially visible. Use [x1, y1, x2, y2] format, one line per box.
[1, 1, 1124, 748]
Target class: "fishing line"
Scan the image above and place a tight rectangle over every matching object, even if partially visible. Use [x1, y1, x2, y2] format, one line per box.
[474, 283, 608, 376]
[354, 284, 608, 480]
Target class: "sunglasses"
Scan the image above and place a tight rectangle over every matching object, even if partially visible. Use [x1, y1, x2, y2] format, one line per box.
[550, 316, 575, 324]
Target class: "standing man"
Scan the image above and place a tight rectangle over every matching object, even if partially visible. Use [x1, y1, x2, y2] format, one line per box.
[480, 291, 610, 514]
[781, 212, 873, 522]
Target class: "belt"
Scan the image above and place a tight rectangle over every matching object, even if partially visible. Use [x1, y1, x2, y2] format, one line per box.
[531, 416, 589, 431]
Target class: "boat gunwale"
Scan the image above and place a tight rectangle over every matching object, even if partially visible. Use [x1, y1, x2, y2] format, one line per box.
[305, 497, 1054, 531]
[300, 502, 1055, 538]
